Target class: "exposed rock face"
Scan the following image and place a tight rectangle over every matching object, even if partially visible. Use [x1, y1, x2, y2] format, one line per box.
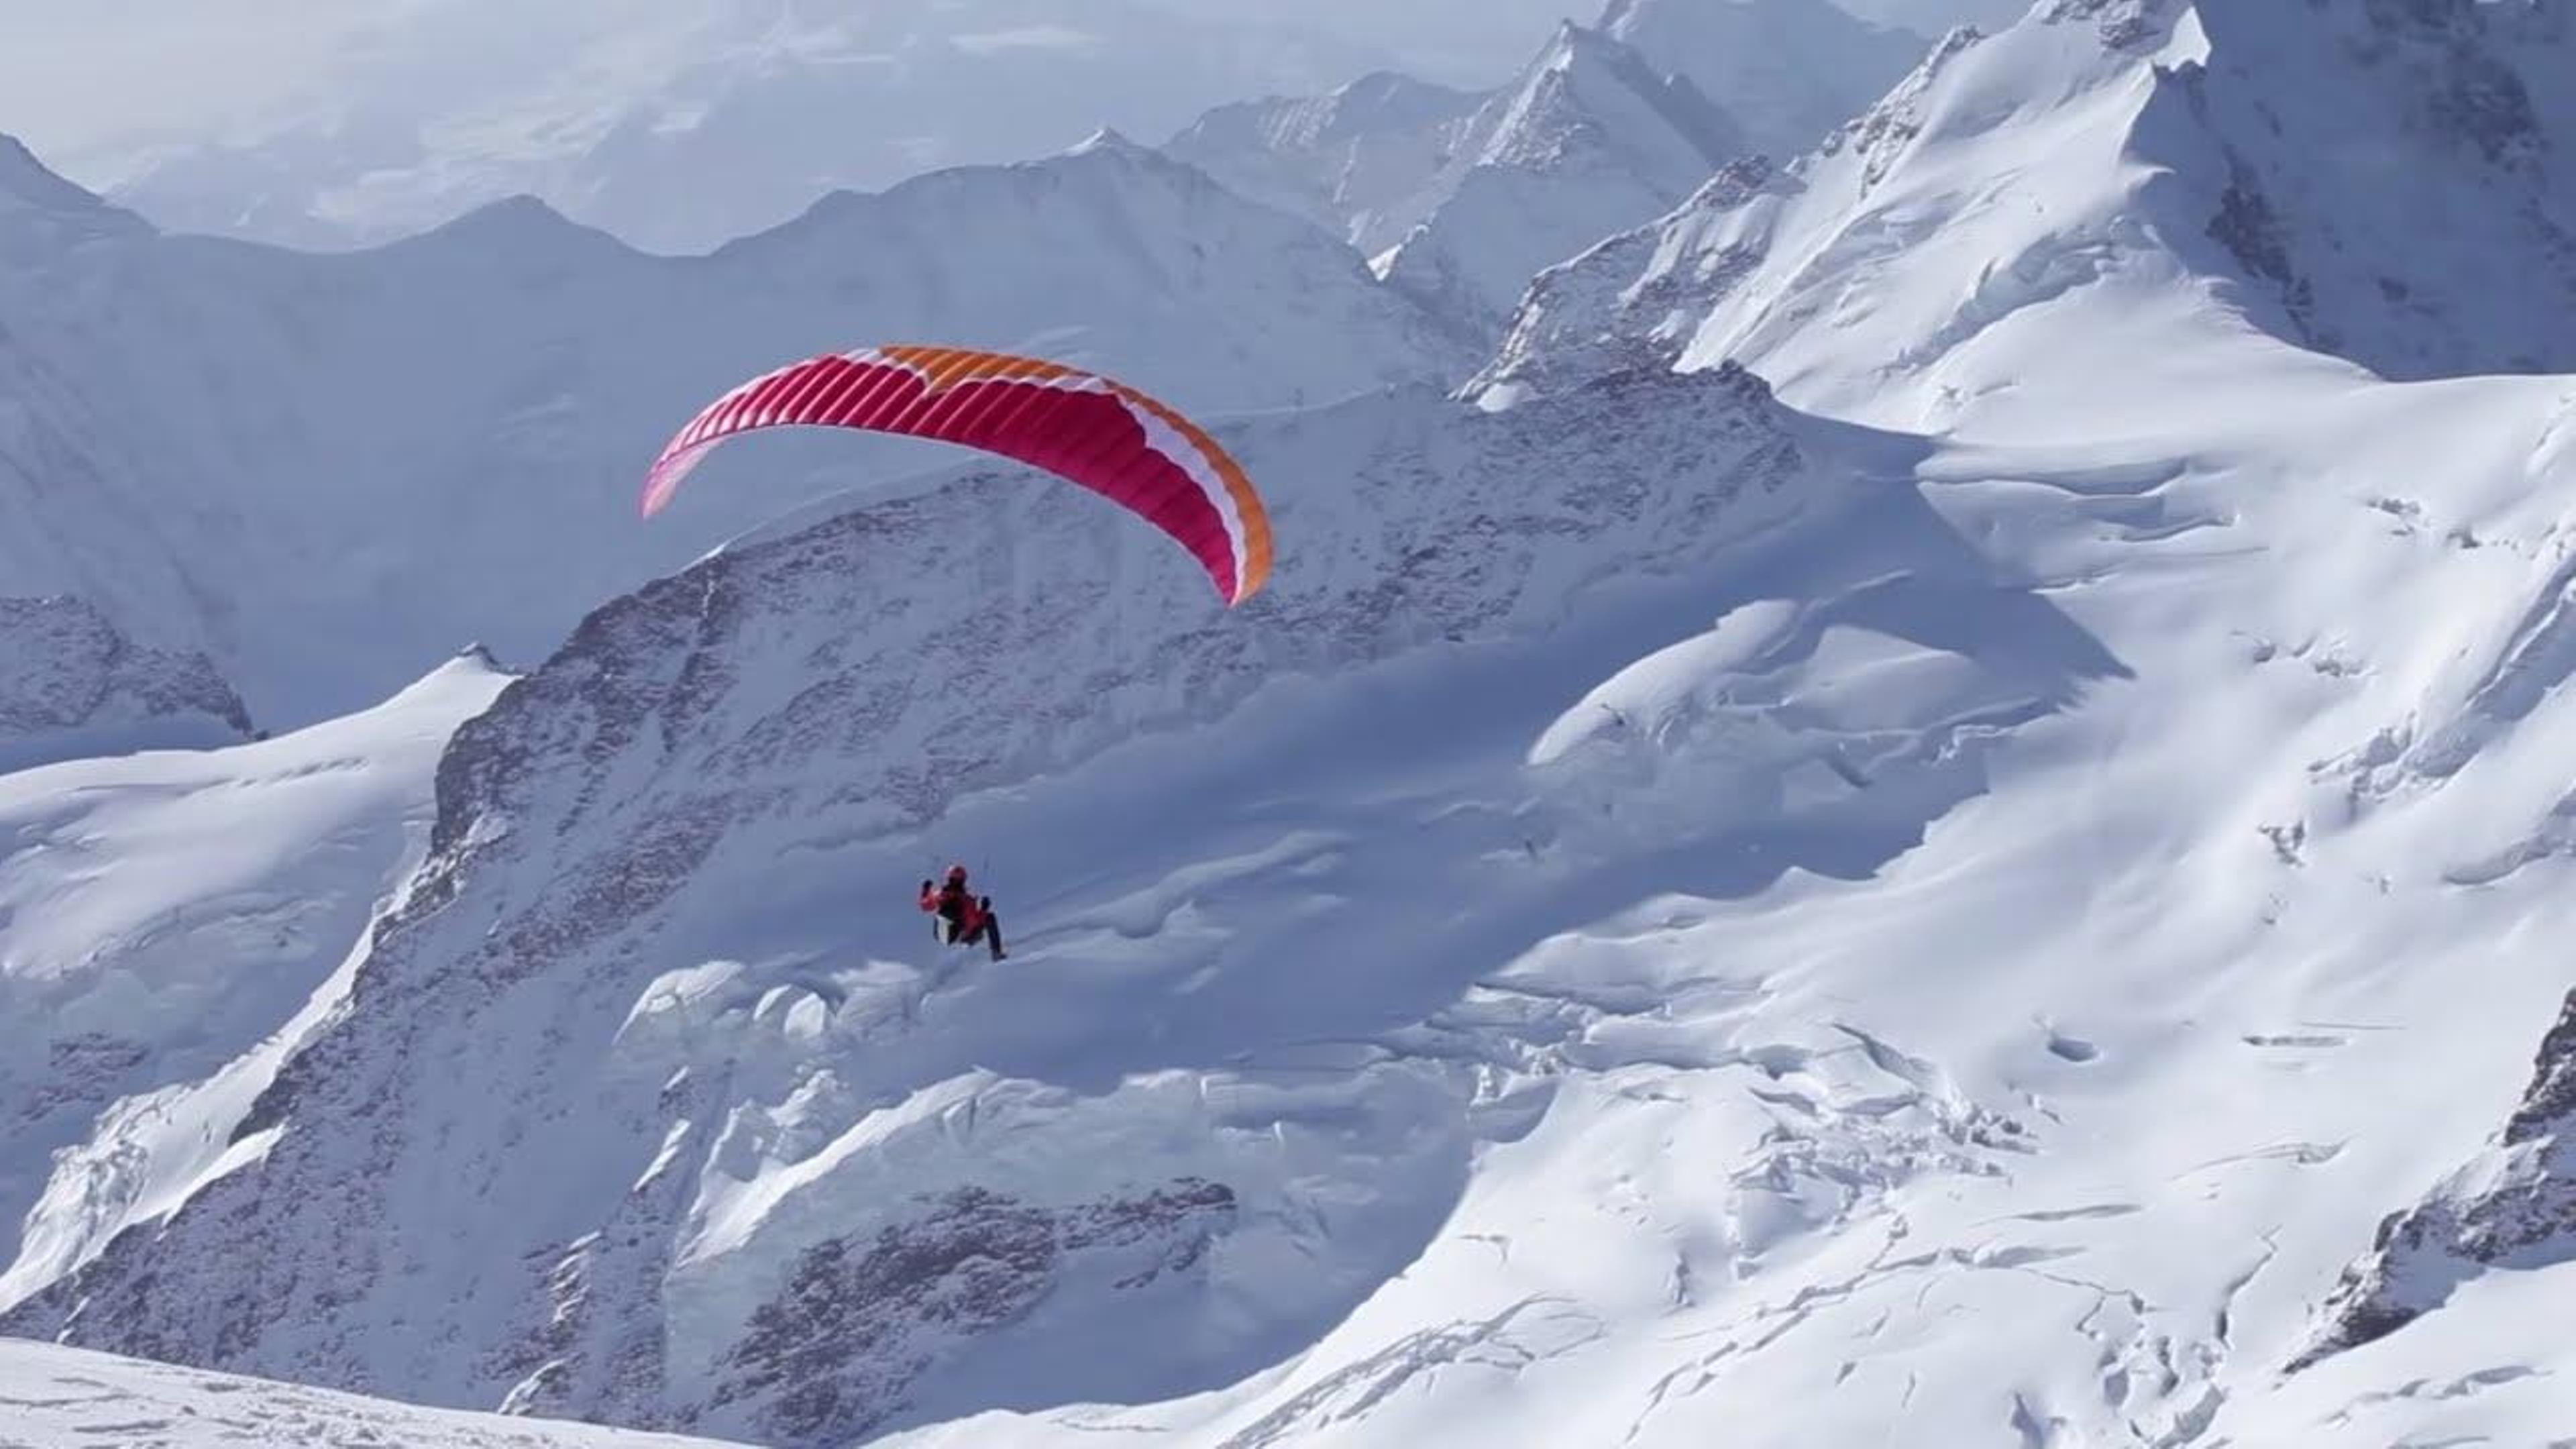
[2162, 0, 2576, 378]
[1470, 24, 1990, 404]
[710, 1181, 1236, 1446]
[0, 594, 253, 767]
[2300, 987, 2576, 1366]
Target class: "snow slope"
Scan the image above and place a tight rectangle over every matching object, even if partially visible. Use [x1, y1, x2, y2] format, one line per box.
[1173, 1, 1925, 346]
[1482, 0, 2576, 415]
[0, 362, 1963, 1444]
[1603, 0, 1928, 163]
[0, 1336, 741, 1448]
[0, 653, 508, 1316]
[1163, 74, 1485, 257]
[0, 129, 1466, 731]
[15, 1, 1407, 256]
[1375, 23, 1748, 341]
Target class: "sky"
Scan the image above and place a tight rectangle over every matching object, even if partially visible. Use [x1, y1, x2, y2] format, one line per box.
[0, 0, 1568, 170]
[0, 0, 2027, 252]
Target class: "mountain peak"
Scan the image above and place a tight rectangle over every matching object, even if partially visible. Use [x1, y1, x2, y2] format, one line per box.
[382, 191, 627, 265]
[1057, 125, 1217, 191]
[1334, 70, 1473, 113]
[1069, 125, 1146, 157]
[0, 135, 107, 215]
[1162, 71, 1487, 257]
[1477, 20, 1743, 187]
[0, 136, 152, 263]
[1356, 20, 1752, 341]
[1599, 0, 1929, 160]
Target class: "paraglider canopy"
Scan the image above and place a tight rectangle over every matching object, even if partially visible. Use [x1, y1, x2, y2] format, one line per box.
[643, 344, 1273, 605]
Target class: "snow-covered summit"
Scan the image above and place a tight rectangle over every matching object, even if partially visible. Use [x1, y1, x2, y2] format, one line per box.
[1464, 20, 1744, 183]
[1481, 0, 2576, 411]
[1373, 20, 1751, 339]
[0, 128, 1467, 733]
[1169, 0, 1932, 346]
[1163, 73, 1485, 255]
[1601, 0, 1929, 161]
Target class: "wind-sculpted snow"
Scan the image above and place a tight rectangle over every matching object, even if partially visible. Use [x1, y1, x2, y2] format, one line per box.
[1408, 1, 2576, 1442]
[0, 130, 1467, 733]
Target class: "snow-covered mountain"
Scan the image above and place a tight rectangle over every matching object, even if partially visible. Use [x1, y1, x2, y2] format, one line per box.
[0, 129, 1467, 733]
[1601, 0, 1928, 162]
[1163, 74, 1485, 257]
[10, 1, 2576, 1446]
[1436, 0, 2576, 1440]
[1373, 21, 1750, 339]
[1171, 0, 1927, 345]
[1482, 0, 2576, 412]
[0, 360, 1914, 1443]
[21, 1, 1417, 256]
[0, 655, 507, 1320]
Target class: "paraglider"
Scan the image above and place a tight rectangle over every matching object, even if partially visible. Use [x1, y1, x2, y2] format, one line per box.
[920, 864, 1006, 961]
[641, 343, 1273, 605]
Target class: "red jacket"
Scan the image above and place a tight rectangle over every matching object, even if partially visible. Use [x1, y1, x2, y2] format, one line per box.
[922, 881, 985, 932]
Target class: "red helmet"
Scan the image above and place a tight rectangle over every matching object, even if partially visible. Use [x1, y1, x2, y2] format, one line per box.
[946, 864, 969, 883]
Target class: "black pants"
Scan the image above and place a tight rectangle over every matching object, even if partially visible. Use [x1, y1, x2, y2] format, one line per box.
[938, 906, 1006, 960]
